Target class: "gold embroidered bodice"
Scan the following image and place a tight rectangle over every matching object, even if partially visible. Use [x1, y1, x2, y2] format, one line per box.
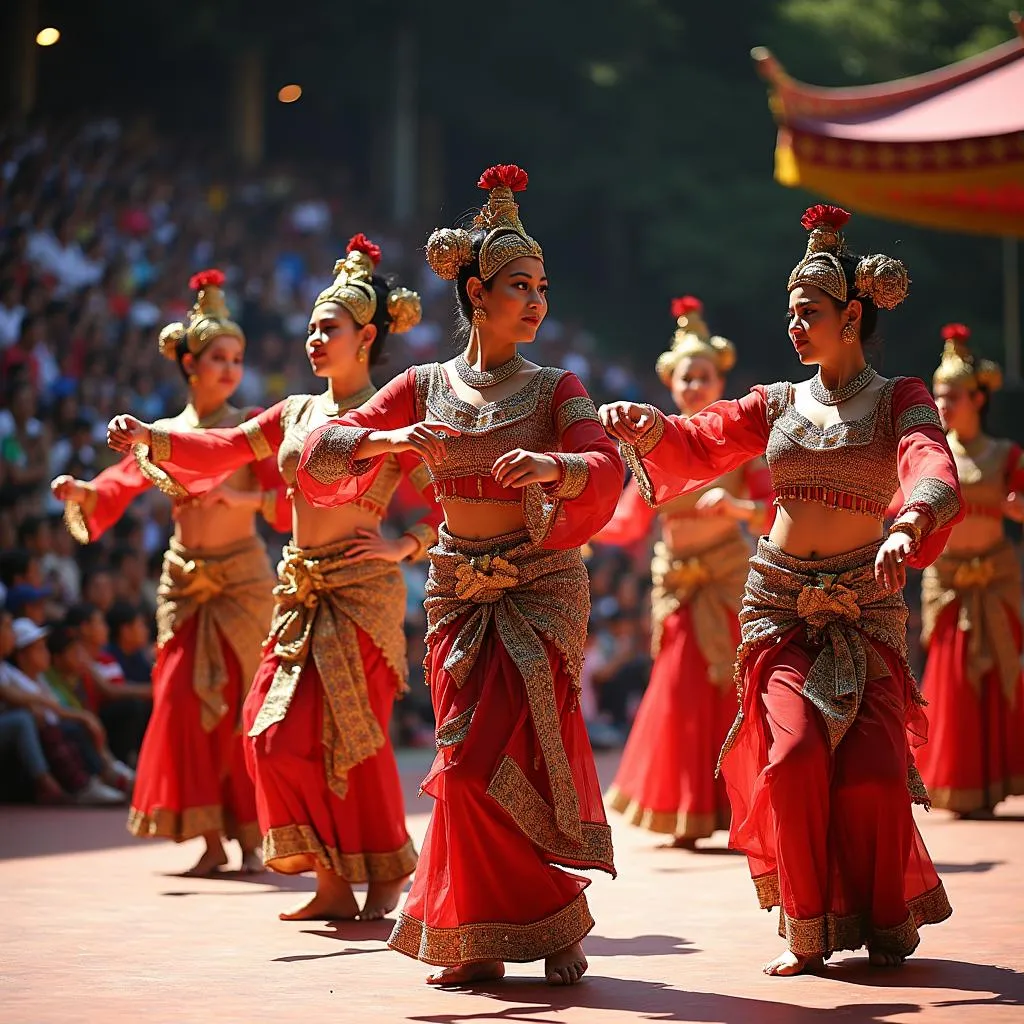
[950, 434, 1015, 519]
[281, 393, 401, 517]
[413, 363, 567, 504]
[763, 378, 900, 520]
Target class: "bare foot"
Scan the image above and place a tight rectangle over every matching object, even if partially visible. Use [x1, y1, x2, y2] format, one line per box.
[239, 849, 263, 874]
[359, 875, 410, 920]
[661, 836, 698, 850]
[279, 872, 359, 921]
[763, 950, 825, 976]
[426, 961, 505, 986]
[183, 842, 229, 877]
[868, 949, 906, 968]
[545, 942, 588, 985]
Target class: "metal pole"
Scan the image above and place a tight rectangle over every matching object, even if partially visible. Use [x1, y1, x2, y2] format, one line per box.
[1005, 236, 1022, 387]
[392, 27, 417, 226]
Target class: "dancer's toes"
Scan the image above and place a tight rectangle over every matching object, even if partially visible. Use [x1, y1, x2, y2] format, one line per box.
[240, 849, 264, 874]
[425, 961, 505, 986]
[358, 876, 410, 921]
[868, 949, 906, 968]
[545, 942, 588, 985]
[182, 846, 229, 877]
[279, 886, 359, 922]
[763, 950, 824, 976]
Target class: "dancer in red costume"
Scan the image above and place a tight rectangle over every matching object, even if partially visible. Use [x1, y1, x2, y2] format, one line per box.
[914, 324, 1024, 816]
[295, 165, 622, 986]
[54, 270, 288, 875]
[601, 206, 963, 975]
[108, 237, 436, 919]
[600, 297, 772, 848]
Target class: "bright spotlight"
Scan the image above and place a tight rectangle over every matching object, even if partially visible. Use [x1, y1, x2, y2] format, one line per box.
[36, 27, 61, 47]
[277, 84, 302, 104]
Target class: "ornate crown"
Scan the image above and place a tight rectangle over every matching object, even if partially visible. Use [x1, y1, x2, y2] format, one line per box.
[933, 323, 1002, 392]
[425, 164, 543, 282]
[787, 205, 909, 311]
[314, 234, 383, 326]
[655, 296, 736, 384]
[159, 268, 245, 361]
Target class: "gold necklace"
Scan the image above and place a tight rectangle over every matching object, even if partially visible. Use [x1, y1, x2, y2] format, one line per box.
[809, 365, 876, 406]
[454, 352, 524, 389]
[319, 384, 376, 417]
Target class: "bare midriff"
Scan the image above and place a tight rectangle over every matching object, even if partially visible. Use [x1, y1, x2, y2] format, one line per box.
[661, 515, 740, 557]
[291, 493, 384, 549]
[768, 501, 884, 560]
[440, 498, 527, 541]
[943, 513, 1005, 558]
[173, 465, 262, 551]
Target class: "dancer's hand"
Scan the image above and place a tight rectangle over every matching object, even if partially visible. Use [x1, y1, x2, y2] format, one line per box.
[875, 531, 913, 592]
[492, 450, 560, 488]
[599, 402, 656, 445]
[107, 415, 152, 452]
[369, 421, 460, 466]
[50, 475, 89, 504]
[342, 528, 417, 563]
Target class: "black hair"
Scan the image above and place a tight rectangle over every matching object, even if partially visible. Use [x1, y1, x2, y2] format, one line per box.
[106, 600, 142, 644]
[0, 550, 33, 588]
[365, 275, 396, 368]
[16, 515, 47, 547]
[453, 225, 497, 339]
[46, 623, 79, 657]
[65, 602, 100, 631]
[109, 544, 141, 570]
[833, 250, 880, 350]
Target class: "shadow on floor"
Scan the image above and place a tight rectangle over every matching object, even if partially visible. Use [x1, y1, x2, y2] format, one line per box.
[585, 933, 698, 957]
[932, 860, 1003, 874]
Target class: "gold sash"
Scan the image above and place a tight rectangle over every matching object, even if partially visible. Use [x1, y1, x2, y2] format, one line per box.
[650, 532, 750, 684]
[156, 535, 275, 733]
[922, 538, 1021, 706]
[248, 541, 408, 799]
[425, 528, 589, 844]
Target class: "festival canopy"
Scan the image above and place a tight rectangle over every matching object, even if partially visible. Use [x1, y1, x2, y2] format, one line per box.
[753, 16, 1024, 237]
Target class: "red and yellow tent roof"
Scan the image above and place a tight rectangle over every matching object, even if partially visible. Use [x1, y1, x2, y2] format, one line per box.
[754, 16, 1024, 236]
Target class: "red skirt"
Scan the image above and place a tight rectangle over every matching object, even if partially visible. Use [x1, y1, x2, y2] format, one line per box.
[722, 631, 951, 958]
[128, 614, 258, 847]
[607, 604, 737, 839]
[388, 620, 614, 966]
[917, 600, 1024, 813]
[243, 625, 417, 881]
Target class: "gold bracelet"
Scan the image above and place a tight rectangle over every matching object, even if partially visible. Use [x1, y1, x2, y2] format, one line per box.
[888, 520, 922, 552]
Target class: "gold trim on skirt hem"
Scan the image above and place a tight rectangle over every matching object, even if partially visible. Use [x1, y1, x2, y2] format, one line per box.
[927, 776, 1024, 814]
[262, 825, 417, 882]
[388, 891, 595, 966]
[751, 873, 951, 957]
[127, 805, 260, 848]
[605, 785, 725, 840]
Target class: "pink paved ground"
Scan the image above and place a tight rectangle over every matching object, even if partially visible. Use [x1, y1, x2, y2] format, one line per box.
[2, 751, 1022, 1023]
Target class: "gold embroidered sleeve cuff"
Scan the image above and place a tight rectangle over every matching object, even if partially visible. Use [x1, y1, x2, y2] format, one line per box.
[133, 428, 189, 499]
[555, 396, 600, 436]
[240, 417, 273, 460]
[896, 404, 942, 436]
[544, 453, 589, 500]
[899, 477, 961, 532]
[63, 485, 97, 545]
[302, 425, 376, 485]
[618, 409, 664, 508]
[409, 462, 433, 494]
[403, 523, 437, 561]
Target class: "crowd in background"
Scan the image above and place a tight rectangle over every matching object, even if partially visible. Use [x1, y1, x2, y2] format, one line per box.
[0, 117, 675, 801]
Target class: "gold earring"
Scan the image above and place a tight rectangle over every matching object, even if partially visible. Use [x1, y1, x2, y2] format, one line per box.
[188, 374, 198, 386]
[842, 321, 858, 345]
[357, 346, 368, 363]
[471, 306, 487, 328]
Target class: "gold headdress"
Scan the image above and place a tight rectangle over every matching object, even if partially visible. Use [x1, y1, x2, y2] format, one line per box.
[158, 269, 245, 361]
[787, 205, 910, 311]
[933, 323, 1003, 392]
[314, 234, 422, 335]
[655, 297, 736, 385]
[425, 163, 543, 282]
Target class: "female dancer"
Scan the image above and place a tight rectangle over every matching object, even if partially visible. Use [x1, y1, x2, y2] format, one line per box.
[108, 236, 436, 921]
[295, 165, 622, 985]
[54, 270, 288, 875]
[600, 206, 962, 975]
[914, 324, 1024, 816]
[600, 296, 771, 848]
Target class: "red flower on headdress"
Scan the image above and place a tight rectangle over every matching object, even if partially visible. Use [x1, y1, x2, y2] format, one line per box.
[800, 204, 851, 232]
[478, 164, 529, 192]
[671, 296, 703, 318]
[188, 268, 226, 291]
[941, 322, 971, 342]
[346, 233, 382, 266]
